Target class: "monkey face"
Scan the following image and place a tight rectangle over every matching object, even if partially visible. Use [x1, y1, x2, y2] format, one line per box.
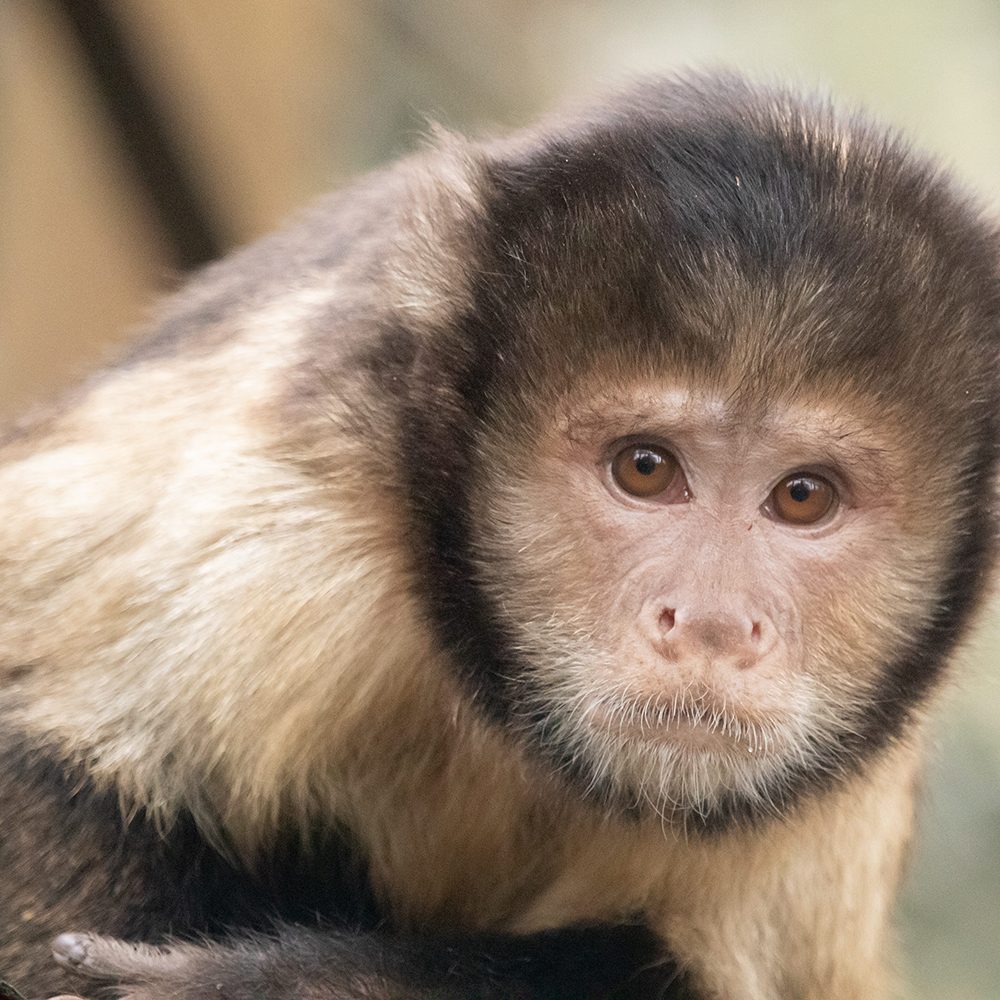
[467, 376, 959, 829]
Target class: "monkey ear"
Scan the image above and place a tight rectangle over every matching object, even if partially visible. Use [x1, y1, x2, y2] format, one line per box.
[385, 128, 489, 331]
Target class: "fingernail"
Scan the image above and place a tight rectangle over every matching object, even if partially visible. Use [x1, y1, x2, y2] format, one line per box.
[51, 933, 87, 967]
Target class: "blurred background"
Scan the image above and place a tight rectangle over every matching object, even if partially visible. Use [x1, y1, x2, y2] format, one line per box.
[2, 1, 999, 995]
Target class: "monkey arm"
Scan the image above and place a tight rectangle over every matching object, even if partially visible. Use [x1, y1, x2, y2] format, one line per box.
[49, 924, 676, 1000]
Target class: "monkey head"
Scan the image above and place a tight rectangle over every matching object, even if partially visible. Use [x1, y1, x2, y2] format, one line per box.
[400, 76, 1000, 831]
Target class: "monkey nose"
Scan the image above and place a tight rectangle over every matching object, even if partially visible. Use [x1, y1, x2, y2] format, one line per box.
[652, 605, 770, 668]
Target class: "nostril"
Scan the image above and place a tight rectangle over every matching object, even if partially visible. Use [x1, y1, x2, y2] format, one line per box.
[750, 621, 762, 643]
[659, 608, 676, 632]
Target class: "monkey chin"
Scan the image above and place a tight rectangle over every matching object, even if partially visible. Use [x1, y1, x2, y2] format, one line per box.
[586, 694, 778, 757]
[613, 714, 756, 755]
[554, 689, 822, 831]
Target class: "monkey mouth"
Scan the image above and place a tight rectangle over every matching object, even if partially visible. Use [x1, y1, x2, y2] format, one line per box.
[583, 691, 780, 757]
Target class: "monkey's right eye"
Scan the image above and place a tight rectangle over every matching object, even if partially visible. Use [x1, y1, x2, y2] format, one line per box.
[611, 445, 684, 500]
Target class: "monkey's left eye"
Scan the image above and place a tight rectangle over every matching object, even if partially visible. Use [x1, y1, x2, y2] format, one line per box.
[768, 474, 838, 525]
[611, 445, 685, 500]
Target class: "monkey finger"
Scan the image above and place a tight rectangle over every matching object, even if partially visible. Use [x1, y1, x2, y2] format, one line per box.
[52, 933, 192, 982]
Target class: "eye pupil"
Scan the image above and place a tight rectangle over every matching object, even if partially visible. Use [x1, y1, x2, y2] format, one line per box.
[788, 480, 811, 503]
[634, 452, 659, 476]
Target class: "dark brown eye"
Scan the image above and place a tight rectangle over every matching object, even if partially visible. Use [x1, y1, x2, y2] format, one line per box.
[769, 474, 837, 525]
[611, 445, 680, 499]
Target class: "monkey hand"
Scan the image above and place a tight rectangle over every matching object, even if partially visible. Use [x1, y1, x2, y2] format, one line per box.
[51, 923, 669, 1000]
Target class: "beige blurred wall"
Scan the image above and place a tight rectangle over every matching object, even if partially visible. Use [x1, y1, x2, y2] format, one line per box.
[2, 1, 164, 418]
[1, 0, 360, 419]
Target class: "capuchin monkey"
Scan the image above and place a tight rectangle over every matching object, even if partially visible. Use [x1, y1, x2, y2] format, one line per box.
[1, 71, 998, 1000]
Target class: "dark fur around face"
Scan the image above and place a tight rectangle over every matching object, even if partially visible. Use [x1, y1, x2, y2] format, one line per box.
[387, 73, 1000, 828]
